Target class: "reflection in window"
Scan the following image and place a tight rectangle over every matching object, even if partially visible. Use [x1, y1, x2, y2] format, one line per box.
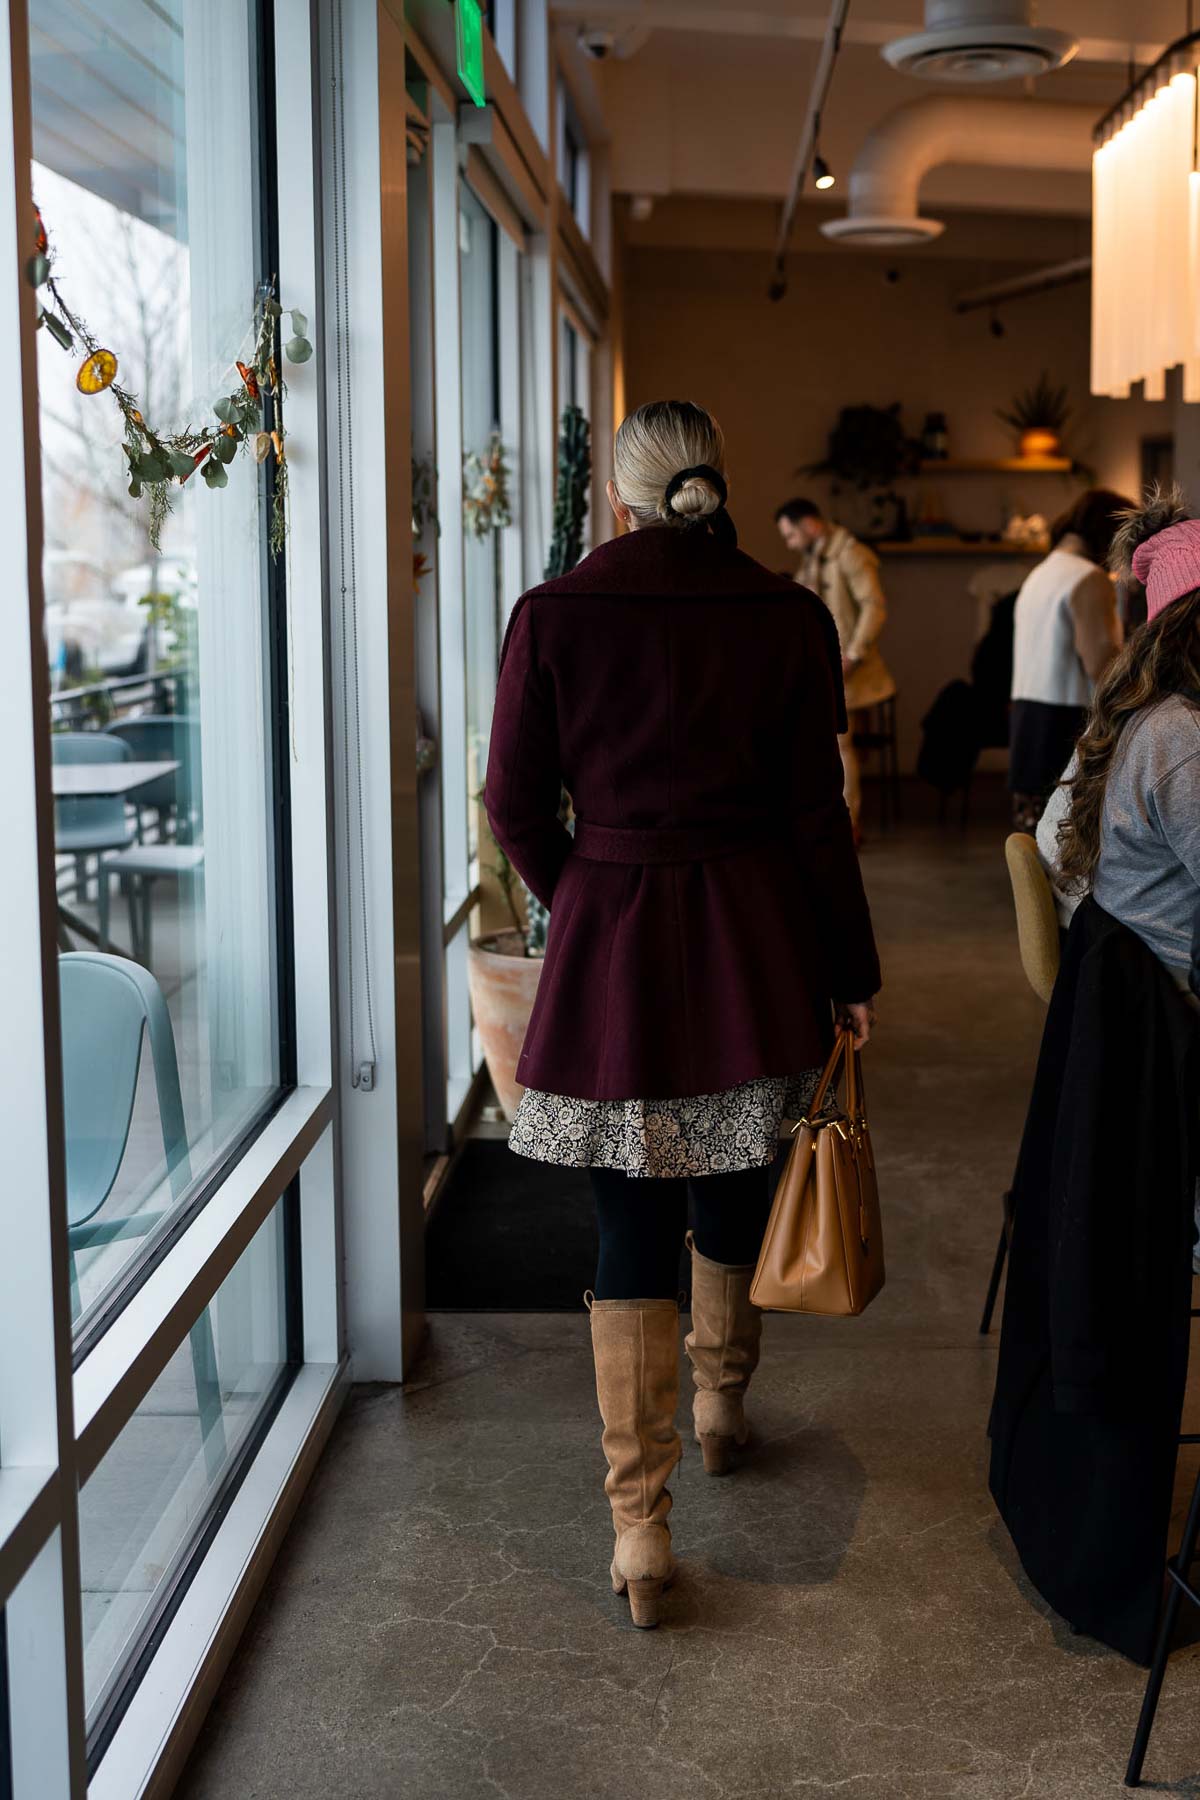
[79, 1198, 292, 1734]
[460, 183, 501, 871]
[559, 314, 592, 552]
[29, 0, 286, 1326]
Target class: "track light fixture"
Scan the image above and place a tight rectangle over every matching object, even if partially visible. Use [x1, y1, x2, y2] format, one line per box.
[813, 151, 836, 190]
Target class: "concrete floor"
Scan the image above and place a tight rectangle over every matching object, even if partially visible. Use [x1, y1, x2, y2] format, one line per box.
[178, 799, 1200, 1799]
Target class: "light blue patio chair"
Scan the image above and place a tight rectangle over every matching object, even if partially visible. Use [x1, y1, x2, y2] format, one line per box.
[102, 845, 205, 967]
[60, 952, 225, 1477]
[52, 732, 138, 950]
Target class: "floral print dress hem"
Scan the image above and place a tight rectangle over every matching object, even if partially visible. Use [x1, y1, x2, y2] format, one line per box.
[508, 1070, 823, 1179]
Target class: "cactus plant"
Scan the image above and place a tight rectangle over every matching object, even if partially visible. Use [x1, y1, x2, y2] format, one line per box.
[544, 403, 591, 579]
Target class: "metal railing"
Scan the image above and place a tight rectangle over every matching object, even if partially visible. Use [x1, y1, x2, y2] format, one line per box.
[50, 667, 189, 732]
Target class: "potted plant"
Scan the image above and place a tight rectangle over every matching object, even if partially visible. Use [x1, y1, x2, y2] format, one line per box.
[801, 403, 918, 540]
[466, 832, 548, 1121]
[996, 372, 1070, 460]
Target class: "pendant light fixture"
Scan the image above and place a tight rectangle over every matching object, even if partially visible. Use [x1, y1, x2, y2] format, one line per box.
[811, 108, 836, 191]
[1092, 23, 1200, 400]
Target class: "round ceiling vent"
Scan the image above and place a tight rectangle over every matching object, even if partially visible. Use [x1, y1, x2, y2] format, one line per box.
[820, 215, 946, 248]
[883, 22, 1077, 83]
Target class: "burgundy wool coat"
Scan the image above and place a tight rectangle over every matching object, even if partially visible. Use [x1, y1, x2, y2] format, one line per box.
[483, 526, 882, 1102]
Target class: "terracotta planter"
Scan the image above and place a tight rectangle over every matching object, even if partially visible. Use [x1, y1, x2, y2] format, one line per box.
[1019, 426, 1061, 460]
[467, 929, 544, 1120]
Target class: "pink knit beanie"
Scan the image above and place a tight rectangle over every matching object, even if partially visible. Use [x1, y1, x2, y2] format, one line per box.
[1131, 517, 1200, 622]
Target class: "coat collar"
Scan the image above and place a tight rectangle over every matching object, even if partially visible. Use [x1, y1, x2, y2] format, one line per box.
[809, 523, 851, 564]
[526, 526, 799, 602]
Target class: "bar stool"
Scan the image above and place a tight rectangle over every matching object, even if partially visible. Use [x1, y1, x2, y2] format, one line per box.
[851, 694, 902, 831]
[979, 833, 1060, 1334]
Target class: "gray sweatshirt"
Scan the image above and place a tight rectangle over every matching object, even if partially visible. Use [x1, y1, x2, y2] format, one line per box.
[1039, 695, 1200, 980]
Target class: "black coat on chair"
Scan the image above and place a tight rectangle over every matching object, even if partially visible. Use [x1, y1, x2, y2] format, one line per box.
[989, 899, 1200, 1665]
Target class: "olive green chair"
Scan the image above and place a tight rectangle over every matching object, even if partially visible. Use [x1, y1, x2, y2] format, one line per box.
[979, 833, 1062, 1333]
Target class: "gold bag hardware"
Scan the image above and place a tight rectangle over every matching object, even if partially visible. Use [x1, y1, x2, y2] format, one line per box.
[750, 1030, 885, 1317]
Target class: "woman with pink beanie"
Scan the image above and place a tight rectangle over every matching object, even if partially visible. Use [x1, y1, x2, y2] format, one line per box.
[1044, 486, 1200, 993]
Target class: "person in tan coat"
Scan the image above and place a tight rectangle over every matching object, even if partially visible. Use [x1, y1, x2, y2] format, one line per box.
[777, 498, 896, 835]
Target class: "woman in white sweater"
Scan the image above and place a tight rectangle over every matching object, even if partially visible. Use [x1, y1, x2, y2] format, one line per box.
[1010, 488, 1132, 830]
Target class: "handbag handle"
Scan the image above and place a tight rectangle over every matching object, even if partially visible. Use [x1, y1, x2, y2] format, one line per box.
[845, 1034, 861, 1121]
[804, 1030, 849, 1121]
[803, 1029, 867, 1126]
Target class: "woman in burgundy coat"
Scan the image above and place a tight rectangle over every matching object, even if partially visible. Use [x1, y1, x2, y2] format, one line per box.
[485, 400, 881, 1628]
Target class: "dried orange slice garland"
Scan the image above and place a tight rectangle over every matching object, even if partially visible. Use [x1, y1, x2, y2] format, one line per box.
[76, 347, 117, 394]
[27, 204, 313, 556]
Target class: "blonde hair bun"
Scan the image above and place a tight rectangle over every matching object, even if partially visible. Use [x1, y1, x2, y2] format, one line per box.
[613, 400, 727, 531]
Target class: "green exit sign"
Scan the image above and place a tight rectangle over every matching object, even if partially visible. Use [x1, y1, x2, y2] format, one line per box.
[456, 0, 486, 108]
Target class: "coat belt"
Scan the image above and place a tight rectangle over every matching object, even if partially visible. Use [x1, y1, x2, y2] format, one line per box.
[571, 818, 774, 865]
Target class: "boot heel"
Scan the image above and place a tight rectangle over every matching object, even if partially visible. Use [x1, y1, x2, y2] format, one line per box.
[699, 1433, 736, 1476]
[625, 1577, 666, 1628]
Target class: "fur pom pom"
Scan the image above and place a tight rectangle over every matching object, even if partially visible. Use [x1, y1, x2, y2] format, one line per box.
[1109, 483, 1190, 574]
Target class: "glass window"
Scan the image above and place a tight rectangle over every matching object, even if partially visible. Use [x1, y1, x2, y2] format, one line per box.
[487, 0, 516, 79]
[557, 80, 589, 236]
[561, 313, 579, 410]
[78, 1197, 292, 1735]
[459, 183, 501, 874]
[29, 0, 288, 1328]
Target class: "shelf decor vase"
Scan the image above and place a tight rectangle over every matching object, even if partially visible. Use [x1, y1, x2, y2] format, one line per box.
[1019, 426, 1061, 460]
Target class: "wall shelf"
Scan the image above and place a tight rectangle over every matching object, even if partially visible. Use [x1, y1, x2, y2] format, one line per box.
[915, 456, 1074, 474]
[877, 537, 1048, 559]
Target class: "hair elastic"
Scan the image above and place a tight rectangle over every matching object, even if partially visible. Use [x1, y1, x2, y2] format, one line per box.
[662, 463, 737, 546]
[663, 464, 728, 510]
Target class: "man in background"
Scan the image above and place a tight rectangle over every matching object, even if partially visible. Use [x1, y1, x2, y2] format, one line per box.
[776, 498, 896, 841]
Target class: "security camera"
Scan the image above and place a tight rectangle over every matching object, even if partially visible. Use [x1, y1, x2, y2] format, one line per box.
[578, 26, 616, 60]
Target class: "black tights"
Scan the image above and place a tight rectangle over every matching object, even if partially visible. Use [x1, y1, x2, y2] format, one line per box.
[590, 1163, 773, 1300]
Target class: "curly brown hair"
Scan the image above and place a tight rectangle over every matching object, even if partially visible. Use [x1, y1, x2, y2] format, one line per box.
[1056, 588, 1200, 891]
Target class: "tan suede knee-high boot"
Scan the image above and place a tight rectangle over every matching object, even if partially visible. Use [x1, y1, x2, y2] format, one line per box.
[588, 1297, 681, 1628]
[684, 1234, 763, 1475]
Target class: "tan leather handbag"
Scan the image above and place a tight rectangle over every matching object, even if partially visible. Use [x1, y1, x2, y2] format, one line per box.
[750, 1032, 885, 1316]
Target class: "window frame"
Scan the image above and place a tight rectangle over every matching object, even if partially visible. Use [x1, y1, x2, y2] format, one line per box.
[0, 2, 344, 1794]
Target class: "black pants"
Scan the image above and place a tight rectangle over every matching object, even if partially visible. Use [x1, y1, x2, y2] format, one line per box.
[590, 1164, 774, 1300]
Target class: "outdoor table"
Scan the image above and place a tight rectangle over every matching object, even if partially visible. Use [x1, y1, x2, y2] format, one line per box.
[52, 760, 180, 798]
[54, 759, 181, 950]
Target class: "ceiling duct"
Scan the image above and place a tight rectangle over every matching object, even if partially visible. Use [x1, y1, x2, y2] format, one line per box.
[883, 1, 1078, 83]
[819, 95, 1094, 247]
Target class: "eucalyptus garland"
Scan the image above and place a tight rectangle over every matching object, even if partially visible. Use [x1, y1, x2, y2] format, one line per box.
[463, 430, 513, 538]
[26, 206, 313, 557]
